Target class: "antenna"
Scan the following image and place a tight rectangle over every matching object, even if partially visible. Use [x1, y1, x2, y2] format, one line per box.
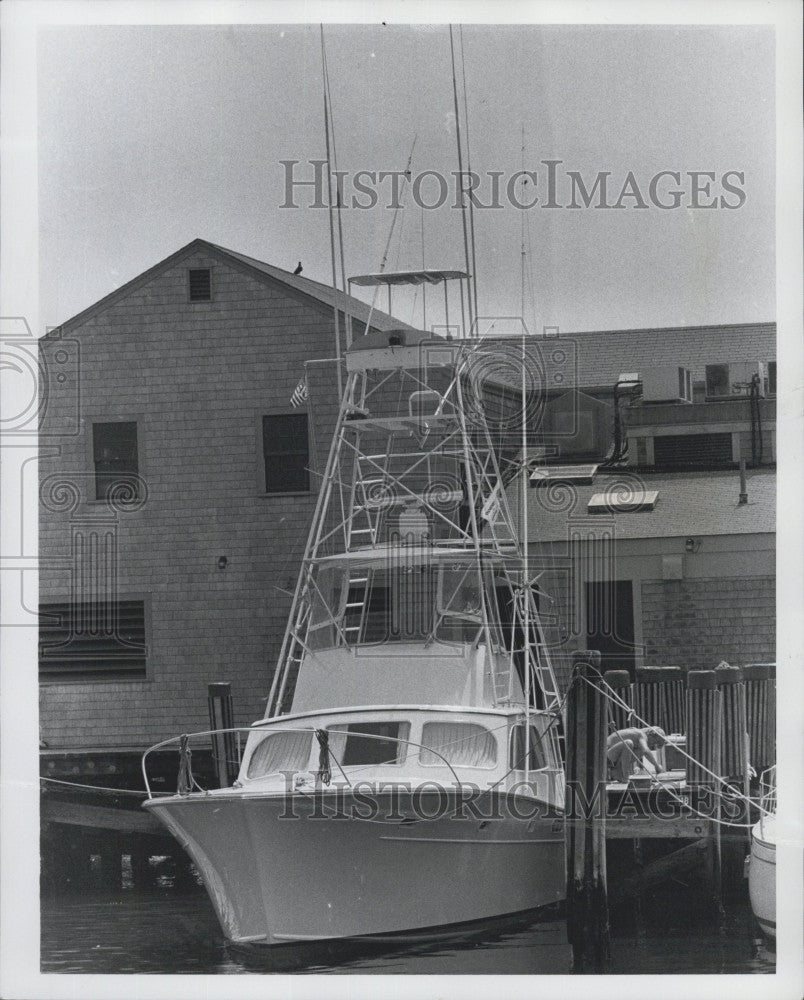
[320, 26, 343, 398]
[361, 136, 417, 337]
[449, 25, 473, 338]
[321, 36, 352, 348]
[459, 26, 480, 327]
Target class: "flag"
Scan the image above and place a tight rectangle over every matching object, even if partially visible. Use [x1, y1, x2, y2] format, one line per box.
[290, 376, 309, 408]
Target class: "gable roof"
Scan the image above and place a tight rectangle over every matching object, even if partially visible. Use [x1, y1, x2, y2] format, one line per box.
[509, 468, 775, 542]
[49, 238, 417, 336]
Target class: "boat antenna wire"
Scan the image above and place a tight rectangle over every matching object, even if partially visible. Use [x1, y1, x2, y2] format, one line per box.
[320, 25, 343, 398]
[459, 25, 480, 328]
[361, 134, 418, 337]
[321, 30, 353, 348]
[521, 327, 531, 781]
[449, 25, 473, 338]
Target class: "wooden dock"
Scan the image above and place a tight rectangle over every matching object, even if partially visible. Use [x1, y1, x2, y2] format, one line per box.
[564, 651, 775, 972]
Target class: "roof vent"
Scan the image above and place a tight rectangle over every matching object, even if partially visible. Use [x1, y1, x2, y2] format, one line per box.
[640, 365, 692, 403]
[530, 463, 599, 486]
[188, 268, 212, 301]
[588, 488, 658, 514]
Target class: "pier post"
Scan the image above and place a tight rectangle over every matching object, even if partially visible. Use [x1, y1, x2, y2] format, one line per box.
[565, 650, 610, 972]
[686, 670, 723, 915]
[602, 670, 631, 731]
[743, 664, 775, 775]
[632, 665, 685, 735]
[208, 682, 238, 787]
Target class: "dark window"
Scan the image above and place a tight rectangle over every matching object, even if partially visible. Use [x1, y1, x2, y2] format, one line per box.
[766, 361, 776, 396]
[262, 413, 309, 493]
[705, 364, 730, 398]
[653, 432, 732, 469]
[330, 722, 408, 765]
[586, 580, 636, 678]
[188, 268, 212, 301]
[510, 723, 547, 770]
[93, 422, 139, 500]
[39, 600, 147, 680]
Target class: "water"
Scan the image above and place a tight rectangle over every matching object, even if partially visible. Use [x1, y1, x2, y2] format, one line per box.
[41, 865, 774, 976]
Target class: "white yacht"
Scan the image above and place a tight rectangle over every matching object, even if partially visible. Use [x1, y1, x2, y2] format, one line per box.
[748, 764, 776, 940]
[144, 312, 565, 949]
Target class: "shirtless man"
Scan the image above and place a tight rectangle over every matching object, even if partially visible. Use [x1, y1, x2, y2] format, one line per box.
[606, 726, 667, 779]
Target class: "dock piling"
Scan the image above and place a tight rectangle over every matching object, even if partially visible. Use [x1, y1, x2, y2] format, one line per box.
[208, 682, 238, 787]
[565, 649, 610, 972]
[686, 669, 723, 916]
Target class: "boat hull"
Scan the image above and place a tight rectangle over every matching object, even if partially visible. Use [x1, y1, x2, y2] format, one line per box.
[748, 818, 776, 939]
[145, 787, 565, 946]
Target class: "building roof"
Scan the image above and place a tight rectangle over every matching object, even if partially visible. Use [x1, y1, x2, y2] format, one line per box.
[509, 468, 775, 542]
[50, 238, 417, 335]
[542, 322, 775, 390]
[211, 243, 418, 334]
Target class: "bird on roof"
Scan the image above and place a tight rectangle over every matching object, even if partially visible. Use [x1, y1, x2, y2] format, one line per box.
[293, 261, 303, 275]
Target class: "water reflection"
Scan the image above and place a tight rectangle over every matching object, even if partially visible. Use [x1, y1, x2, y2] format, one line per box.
[40, 864, 774, 976]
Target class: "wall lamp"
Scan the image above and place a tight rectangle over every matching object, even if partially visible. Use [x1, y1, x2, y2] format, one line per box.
[217, 555, 228, 570]
[685, 538, 702, 554]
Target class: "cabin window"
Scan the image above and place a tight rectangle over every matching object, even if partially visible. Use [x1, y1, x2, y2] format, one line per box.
[247, 730, 312, 779]
[93, 421, 139, 501]
[262, 413, 310, 493]
[39, 600, 147, 680]
[509, 723, 547, 770]
[188, 267, 212, 301]
[326, 721, 410, 765]
[420, 721, 497, 768]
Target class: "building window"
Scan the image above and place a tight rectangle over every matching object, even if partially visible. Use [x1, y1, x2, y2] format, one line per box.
[653, 432, 732, 469]
[39, 600, 147, 680]
[766, 361, 776, 396]
[93, 422, 139, 500]
[262, 413, 309, 493]
[188, 268, 212, 301]
[704, 364, 730, 398]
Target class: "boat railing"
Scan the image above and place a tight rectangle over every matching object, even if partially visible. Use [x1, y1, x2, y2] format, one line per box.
[142, 724, 466, 798]
[757, 764, 776, 837]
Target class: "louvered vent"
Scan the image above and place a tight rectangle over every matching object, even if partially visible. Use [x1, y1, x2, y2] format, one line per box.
[188, 268, 212, 301]
[653, 432, 732, 468]
[39, 600, 147, 679]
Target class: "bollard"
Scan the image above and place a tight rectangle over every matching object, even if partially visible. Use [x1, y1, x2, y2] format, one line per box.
[565, 650, 610, 973]
[743, 664, 775, 773]
[602, 670, 631, 731]
[208, 682, 238, 788]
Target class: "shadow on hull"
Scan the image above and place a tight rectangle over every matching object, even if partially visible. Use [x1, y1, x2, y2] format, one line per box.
[228, 900, 566, 972]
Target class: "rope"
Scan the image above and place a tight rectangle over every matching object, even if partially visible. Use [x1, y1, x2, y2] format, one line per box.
[176, 734, 204, 796]
[315, 729, 332, 787]
[40, 776, 150, 797]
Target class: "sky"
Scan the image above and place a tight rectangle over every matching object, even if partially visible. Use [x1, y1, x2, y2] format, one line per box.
[37, 22, 775, 335]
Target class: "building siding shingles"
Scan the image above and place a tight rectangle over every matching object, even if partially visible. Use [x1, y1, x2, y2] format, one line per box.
[39, 249, 340, 749]
[641, 576, 775, 671]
